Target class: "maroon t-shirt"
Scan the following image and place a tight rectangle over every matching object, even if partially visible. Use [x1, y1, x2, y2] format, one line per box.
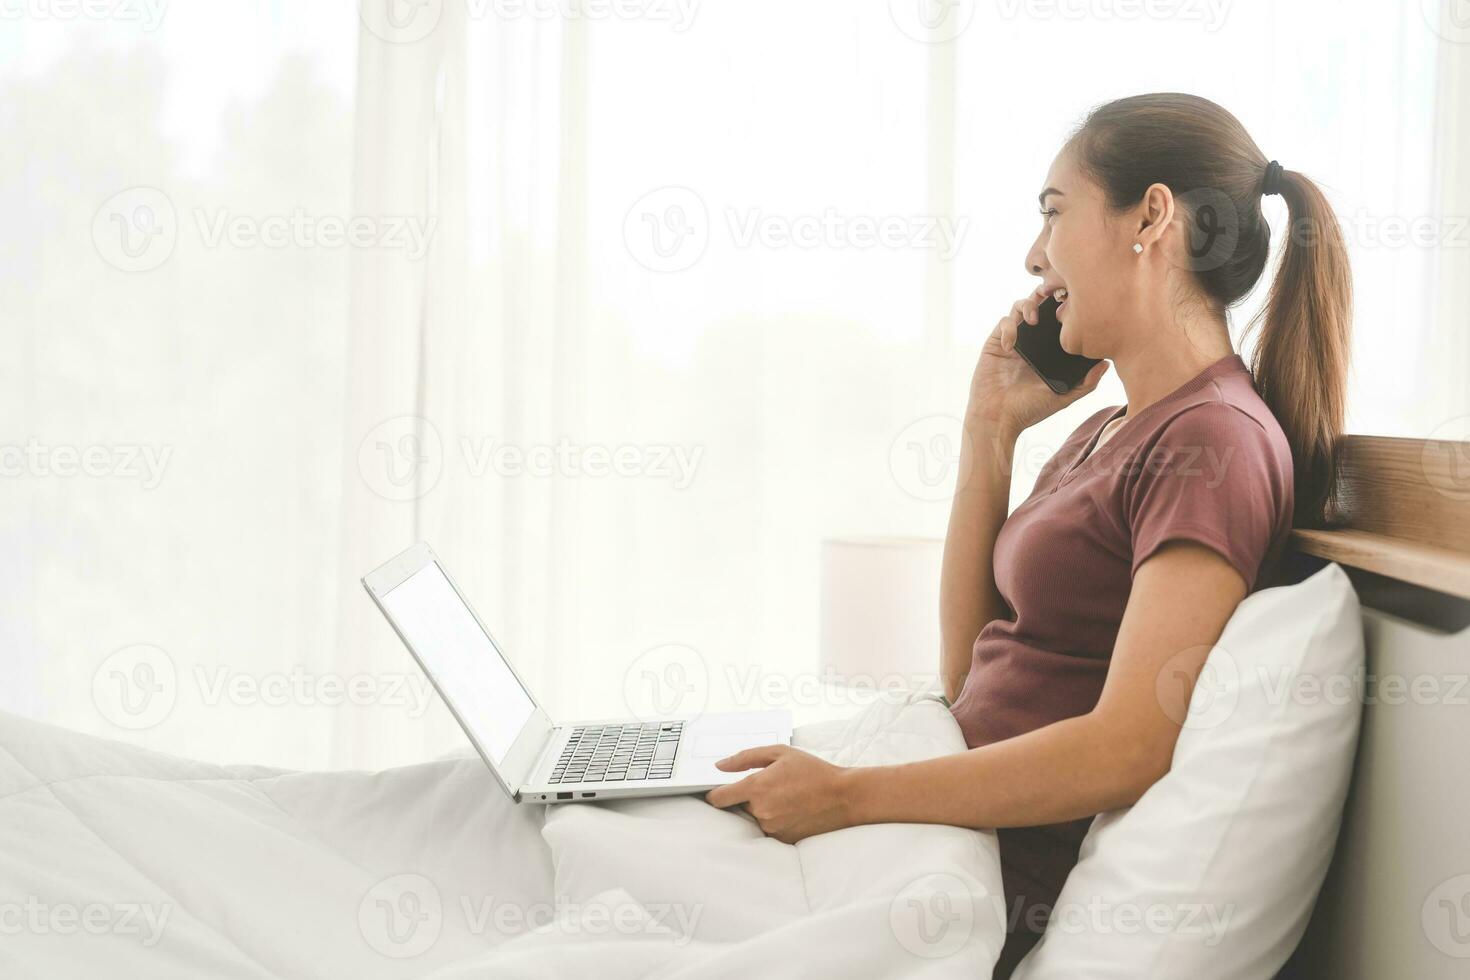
[949, 353, 1293, 969]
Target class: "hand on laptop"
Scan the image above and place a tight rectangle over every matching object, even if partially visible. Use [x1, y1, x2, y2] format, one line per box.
[704, 745, 859, 845]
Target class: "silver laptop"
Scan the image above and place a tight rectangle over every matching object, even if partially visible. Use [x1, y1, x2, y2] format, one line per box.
[363, 543, 791, 803]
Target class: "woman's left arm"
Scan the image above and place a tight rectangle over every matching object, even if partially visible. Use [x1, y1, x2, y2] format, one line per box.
[705, 540, 1247, 843]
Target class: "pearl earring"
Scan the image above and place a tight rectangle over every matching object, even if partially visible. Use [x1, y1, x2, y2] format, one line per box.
[1132, 243, 1143, 255]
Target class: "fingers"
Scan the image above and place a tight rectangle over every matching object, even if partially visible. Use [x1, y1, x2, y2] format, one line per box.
[1082, 359, 1110, 390]
[1012, 287, 1045, 326]
[706, 744, 790, 810]
[715, 744, 787, 772]
[997, 289, 1046, 351]
[1067, 359, 1111, 400]
[995, 315, 1018, 352]
[704, 772, 758, 809]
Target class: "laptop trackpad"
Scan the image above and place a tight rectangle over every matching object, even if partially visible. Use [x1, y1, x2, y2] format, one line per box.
[690, 732, 780, 758]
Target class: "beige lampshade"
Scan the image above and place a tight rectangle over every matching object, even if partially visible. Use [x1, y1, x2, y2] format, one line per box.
[819, 536, 943, 691]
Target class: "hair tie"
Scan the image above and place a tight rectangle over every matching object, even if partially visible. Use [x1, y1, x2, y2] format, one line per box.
[1261, 159, 1284, 197]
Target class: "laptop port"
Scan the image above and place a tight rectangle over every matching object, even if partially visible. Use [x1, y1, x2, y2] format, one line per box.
[581, 792, 596, 798]
[556, 792, 572, 800]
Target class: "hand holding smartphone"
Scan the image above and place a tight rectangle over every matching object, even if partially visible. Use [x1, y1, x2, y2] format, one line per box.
[1012, 295, 1101, 394]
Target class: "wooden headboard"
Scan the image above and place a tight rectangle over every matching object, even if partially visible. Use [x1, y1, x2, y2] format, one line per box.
[1292, 435, 1470, 599]
[1281, 435, 1470, 978]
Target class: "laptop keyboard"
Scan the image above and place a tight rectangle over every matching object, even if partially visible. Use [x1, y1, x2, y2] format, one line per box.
[548, 721, 684, 784]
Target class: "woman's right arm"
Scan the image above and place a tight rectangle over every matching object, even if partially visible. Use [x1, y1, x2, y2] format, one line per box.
[938, 415, 1019, 702]
[939, 292, 1110, 703]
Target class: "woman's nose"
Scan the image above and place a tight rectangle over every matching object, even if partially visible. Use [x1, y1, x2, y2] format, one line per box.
[1023, 233, 1048, 278]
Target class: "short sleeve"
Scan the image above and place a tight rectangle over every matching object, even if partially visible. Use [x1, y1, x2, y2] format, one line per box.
[1124, 403, 1286, 590]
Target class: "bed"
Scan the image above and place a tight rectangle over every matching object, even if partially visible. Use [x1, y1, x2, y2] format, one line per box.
[0, 684, 1008, 978]
[1280, 435, 1470, 977]
[1, 435, 1465, 978]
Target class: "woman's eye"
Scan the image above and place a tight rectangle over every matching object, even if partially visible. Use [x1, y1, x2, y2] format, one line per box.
[1038, 208, 1059, 222]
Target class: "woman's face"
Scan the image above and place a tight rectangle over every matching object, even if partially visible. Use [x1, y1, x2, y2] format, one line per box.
[1023, 148, 1143, 360]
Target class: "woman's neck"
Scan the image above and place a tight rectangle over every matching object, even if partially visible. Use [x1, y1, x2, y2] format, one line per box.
[1110, 311, 1234, 419]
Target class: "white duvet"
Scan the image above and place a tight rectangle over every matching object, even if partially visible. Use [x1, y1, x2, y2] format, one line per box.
[0, 689, 1005, 979]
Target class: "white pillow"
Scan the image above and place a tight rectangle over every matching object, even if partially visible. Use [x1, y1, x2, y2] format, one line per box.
[1013, 562, 1363, 980]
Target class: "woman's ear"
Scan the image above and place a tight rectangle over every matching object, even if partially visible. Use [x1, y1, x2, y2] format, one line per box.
[1134, 182, 1176, 250]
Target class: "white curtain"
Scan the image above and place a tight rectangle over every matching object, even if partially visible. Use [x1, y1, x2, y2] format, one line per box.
[3, 1, 1466, 770]
[1428, 9, 1470, 441]
[332, 1, 588, 766]
[1, 5, 362, 769]
[337, 0, 1468, 769]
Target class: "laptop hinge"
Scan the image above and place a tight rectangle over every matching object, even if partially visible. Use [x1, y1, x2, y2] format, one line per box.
[520, 723, 563, 791]
[500, 708, 555, 792]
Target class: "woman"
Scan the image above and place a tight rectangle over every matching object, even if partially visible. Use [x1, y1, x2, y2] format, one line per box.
[704, 93, 1352, 974]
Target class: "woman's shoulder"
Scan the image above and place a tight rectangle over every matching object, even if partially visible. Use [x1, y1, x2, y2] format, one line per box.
[1123, 370, 1296, 587]
[1161, 370, 1288, 445]
[1142, 371, 1294, 491]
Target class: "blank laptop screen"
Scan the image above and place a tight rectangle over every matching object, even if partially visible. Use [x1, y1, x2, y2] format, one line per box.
[378, 562, 536, 765]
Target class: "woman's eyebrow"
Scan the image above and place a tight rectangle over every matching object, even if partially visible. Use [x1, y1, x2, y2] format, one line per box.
[1038, 187, 1065, 205]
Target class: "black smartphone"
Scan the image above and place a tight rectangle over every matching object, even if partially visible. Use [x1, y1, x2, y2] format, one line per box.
[1012, 295, 1101, 394]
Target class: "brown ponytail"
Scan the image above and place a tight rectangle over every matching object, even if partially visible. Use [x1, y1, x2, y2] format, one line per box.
[1248, 169, 1353, 527]
[1066, 93, 1353, 527]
